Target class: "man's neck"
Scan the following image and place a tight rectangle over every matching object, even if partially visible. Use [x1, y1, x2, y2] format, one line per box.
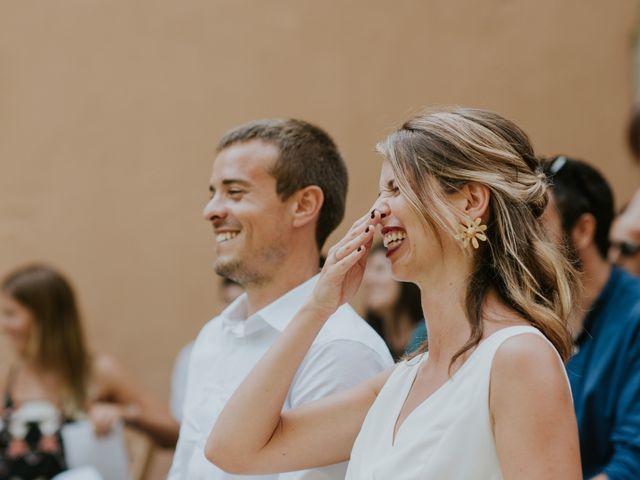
[573, 252, 612, 336]
[244, 254, 320, 317]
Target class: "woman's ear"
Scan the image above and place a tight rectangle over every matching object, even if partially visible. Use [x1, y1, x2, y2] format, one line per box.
[456, 182, 491, 220]
[291, 185, 324, 229]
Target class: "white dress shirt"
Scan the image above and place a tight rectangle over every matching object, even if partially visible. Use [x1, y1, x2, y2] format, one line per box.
[168, 275, 393, 480]
[170, 340, 194, 422]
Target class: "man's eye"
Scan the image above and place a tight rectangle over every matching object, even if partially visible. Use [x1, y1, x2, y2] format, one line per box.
[228, 189, 244, 196]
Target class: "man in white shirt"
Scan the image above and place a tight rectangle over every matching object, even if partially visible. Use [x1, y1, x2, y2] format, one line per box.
[168, 119, 393, 479]
[170, 278, 244, 422]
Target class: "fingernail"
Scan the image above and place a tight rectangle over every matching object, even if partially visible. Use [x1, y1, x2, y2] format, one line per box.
[357, 246, 362, 252]
[381, 213, 387, 218]
[370, 210, 375, 219]
[365, 227, 370, 233]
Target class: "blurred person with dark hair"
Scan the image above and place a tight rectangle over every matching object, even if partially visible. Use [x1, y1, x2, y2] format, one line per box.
[170, 277, 243, 422]
[168, 119, 392, 480]
[542, 155, 640, 479]
[362, 243, 425, 360]
[0, 264, 179, 479]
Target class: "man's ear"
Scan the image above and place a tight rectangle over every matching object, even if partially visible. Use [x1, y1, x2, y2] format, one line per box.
[291, 186, 324, 229]
[571, 213, 597, 252]
[450, 182, 491, 220]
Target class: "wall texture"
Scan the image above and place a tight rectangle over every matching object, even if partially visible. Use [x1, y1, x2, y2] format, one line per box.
[1, 0, 638, 475]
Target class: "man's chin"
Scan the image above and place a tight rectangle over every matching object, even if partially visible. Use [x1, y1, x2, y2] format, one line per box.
[214, 258, 243, 281]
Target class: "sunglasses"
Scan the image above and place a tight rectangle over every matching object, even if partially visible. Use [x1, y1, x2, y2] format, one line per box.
[610, 241, 640, 257]
[548, 155, 567, 176]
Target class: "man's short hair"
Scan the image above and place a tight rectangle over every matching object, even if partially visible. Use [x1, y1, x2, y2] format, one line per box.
[543, 155, 614, 259]
[217, 119, 348, 250]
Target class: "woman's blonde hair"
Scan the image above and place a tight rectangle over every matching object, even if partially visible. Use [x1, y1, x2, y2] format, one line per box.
[2, 264, 91, 410]
[377, 107, 579, 362]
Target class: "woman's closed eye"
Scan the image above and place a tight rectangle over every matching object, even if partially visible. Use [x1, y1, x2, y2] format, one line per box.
[380, 185, 400, 197]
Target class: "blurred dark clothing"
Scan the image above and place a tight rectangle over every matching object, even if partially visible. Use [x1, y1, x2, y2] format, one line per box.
[0, 368, 67, 479]
[567, 266, 640, 479]
[405, 322, 427, 355]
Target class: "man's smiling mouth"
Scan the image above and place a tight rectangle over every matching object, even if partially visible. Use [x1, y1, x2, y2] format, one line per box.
[216, 232, 239, 243]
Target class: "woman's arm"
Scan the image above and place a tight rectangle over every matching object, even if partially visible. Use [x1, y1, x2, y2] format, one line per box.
[207, 211, 382, 474]
[491, 333, 582, 479]
[90, 353, 180, 448]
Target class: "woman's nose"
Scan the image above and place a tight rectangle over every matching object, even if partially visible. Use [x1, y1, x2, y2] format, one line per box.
[370, 199, 390, 219]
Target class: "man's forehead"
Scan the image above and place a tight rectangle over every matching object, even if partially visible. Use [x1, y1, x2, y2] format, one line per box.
[211, 140, 279, 182]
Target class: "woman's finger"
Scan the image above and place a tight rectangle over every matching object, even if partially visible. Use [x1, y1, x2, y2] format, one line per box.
[335, 224, 375, 261]
[327, 221, 370, 265]
[344, 212, 374, 240]
[326, 205, 385, 265]
[345, 207, 386, 241]
[333, 243, 368, 275]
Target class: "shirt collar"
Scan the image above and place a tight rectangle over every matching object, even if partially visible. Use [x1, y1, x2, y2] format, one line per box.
[576, 265, 621, 346]
[258, 275, 319, 331]
[218, 275, 319, 336]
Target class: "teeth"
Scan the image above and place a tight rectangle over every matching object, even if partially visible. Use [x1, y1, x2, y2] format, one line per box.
[216, 232, 239, 243]
[383, 230, 407, 249]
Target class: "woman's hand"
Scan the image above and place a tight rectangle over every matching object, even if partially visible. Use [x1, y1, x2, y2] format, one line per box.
[88, 401, 139, 435]
[310, 208, 382, 316]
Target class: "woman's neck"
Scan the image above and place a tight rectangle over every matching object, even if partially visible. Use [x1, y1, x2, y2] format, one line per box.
[418, 274, 471, 365]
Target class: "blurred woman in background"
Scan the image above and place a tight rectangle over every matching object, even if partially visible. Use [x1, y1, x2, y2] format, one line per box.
[362, 243, 425, 359]
[0, 264, 178, 479]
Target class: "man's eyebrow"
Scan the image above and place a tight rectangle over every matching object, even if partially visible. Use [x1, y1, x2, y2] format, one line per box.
[209, 179, 252, 191]
[222, 179, 252, 187]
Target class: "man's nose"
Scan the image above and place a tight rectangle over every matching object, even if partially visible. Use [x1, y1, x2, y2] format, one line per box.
[203, 194, 227, 222]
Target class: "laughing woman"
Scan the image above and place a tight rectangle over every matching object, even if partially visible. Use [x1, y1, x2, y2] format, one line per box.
[206, 108, 582, 479]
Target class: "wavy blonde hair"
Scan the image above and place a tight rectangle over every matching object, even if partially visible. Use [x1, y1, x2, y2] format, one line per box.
[377, 107, 579, 362]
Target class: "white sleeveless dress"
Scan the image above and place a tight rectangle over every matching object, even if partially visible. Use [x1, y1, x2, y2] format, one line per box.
[346, 326, 554, 479]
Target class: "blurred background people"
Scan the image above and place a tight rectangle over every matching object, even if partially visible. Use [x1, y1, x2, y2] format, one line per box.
[607, 106, 640, 276]
[170, 277, 243, 422]
[0, 264, 179, 479]
[361, 243, 425, 360]
[542, 156, 640, 479]
[609, 201, 640, 276]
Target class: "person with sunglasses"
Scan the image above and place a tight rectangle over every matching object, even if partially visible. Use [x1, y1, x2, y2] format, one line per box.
[609, 199, 640, 276]
[607, 106, 640, 277]
[542, 155, 640, 480]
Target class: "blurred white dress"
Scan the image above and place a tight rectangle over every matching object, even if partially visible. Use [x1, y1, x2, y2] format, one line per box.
[346, 326, 549, 479]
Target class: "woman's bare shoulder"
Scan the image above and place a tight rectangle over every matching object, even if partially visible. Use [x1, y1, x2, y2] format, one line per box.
[90, 352, 129, 391]
[491, 332, 569, 404]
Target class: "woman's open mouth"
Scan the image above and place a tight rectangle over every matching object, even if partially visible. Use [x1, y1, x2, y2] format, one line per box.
[382, 227, 407, 257]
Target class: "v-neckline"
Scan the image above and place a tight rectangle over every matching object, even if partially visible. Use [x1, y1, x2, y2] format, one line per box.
[390, 325, 535, 447]
[390, 336, 486, 447]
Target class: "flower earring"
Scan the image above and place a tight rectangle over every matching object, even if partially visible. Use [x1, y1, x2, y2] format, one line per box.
[455, 217, 488, 249]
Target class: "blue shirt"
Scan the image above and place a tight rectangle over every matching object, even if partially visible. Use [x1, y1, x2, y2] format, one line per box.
[567, 266, 640, 479]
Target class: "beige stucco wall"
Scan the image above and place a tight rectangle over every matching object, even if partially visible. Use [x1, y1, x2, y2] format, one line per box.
[1, 0, 638, 475]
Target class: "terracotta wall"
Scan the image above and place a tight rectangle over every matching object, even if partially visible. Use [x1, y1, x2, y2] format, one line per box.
[1, 0, 638, 475]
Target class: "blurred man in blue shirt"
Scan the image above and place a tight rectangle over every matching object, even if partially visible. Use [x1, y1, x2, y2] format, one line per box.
[542, 156, 640, 480]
